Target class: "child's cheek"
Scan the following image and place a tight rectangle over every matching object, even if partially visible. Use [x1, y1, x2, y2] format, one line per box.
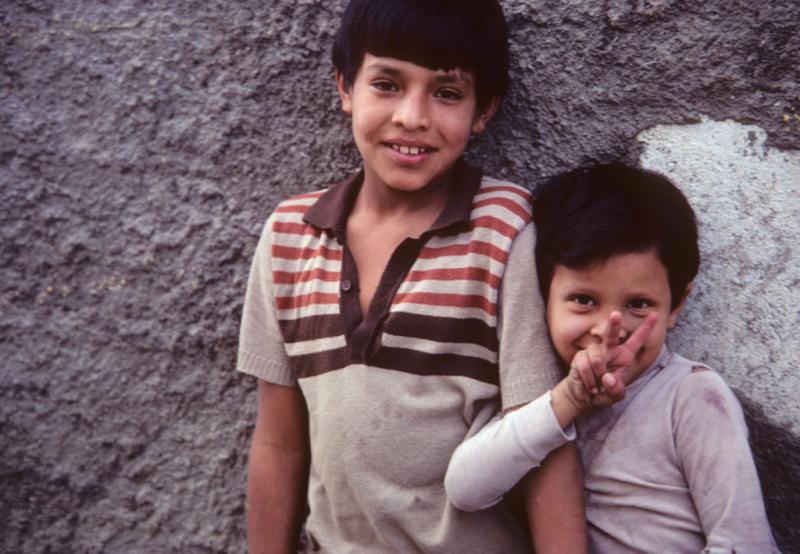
[549, 316, 582, 368]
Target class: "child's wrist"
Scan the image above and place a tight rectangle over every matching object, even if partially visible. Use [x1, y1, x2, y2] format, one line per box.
[550, 380, 581, 429]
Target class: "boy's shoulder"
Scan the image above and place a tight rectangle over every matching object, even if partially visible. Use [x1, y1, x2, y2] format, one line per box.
[654, 352, 730, 392]
[269, 173, 353, 228]
[472, 176, 532, 228]
[656, 352, 745, 425]
[272, 188, 330, 218]
[663, 351, 727, 385]
[477, 176, 531, 199]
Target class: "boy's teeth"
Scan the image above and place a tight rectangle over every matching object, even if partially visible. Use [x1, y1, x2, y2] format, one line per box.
[393, 145, 427, 155]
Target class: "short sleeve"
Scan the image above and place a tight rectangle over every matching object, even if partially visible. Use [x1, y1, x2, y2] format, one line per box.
[673, 369, 777, 553]
[236, 215, 296, 386]
[497, 222, 561, 410]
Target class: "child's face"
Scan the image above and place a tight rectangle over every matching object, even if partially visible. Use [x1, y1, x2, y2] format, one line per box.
[336, 53, 497, 195]
[546, 249, 688, 378]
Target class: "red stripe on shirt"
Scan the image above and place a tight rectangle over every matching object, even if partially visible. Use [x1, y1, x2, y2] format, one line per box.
[473, 197, 531, 223]
[274, 204, 311, 214]
[273, 221, 324, 237]
[479, 184, 531, 201]
[291, 190, 327, 201]
[405, 267, 501, 288]
[471, 215, 519, 239]
[272, 244, 343, 261]
[276, 292, 340, 310]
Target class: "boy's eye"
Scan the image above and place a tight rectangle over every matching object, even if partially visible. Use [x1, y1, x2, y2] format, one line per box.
[570, 294, 595, 307]
[371, 80, 397, 92]
[627, 298, 653, 310]
[434, 88, 463, 101]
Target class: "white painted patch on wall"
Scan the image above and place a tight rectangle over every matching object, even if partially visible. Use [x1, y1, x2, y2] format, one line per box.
[637, 117, 800, 435]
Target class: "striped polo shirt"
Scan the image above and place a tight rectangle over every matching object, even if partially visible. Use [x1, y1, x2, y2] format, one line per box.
[238, 161, 560, 553]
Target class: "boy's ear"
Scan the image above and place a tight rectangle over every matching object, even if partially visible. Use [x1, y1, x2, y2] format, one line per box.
[471, 96, 501, 135]
[667, 282, 693, 328]
[335, 70, 353, 115]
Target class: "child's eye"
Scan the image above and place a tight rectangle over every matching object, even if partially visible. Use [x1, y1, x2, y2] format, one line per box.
[434, 88, 463, 101]
[371, 80, 397, 93]
[627, 298, 653, 310]
[570, 294, 595, 307]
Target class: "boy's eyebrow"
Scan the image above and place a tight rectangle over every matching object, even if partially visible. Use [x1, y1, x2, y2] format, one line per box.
[366, 62, 473, 86]
[434, 72, 473, 86]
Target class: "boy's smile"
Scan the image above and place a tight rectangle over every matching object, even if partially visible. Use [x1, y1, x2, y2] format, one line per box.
[337, 53, 496, 197]
[546, 249, 689, 380]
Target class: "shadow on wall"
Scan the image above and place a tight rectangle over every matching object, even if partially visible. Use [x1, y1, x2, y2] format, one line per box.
[738, 393, 800, 552]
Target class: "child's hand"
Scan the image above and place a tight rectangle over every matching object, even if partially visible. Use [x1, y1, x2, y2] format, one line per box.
[552, 312, 657, 424]
[569, 311, 657, 408]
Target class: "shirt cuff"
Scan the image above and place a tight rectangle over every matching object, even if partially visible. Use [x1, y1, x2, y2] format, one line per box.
[515, 391, 575, 459]
[237, 348, 296, 386]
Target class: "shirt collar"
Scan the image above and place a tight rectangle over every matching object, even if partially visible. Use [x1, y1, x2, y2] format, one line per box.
[303, 159, 483, 238]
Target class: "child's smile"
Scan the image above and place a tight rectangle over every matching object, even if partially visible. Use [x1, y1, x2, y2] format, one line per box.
[546, 249, 688, 380]
[336, 53, 495, 197]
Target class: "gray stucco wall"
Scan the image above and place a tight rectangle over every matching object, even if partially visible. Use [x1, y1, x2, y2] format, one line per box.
[1, 1, 798, 552]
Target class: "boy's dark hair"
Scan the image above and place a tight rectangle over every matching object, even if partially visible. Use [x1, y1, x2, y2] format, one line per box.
[332, 0, 509, 112]
[534, 162, 700, 309]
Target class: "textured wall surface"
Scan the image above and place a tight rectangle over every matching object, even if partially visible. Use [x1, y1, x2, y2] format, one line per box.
[1, 1, 798, 552]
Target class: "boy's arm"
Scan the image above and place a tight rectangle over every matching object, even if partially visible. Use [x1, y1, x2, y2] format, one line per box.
[674, 369, 777, 553]
[247, 380, 310, 554]
[497, 223, 588, 552]
[523, 442, 588, 554]
[238, 216, 311, 552]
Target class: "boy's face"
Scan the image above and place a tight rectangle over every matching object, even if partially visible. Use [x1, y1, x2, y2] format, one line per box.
[546, 249, 689, 378]
[336, 53, 497, 195]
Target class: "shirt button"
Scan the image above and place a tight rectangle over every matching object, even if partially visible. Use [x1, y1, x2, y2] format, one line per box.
[341, 280, 352, 292]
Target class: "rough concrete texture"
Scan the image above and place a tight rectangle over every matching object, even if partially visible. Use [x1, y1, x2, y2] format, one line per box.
[640, 118, 800, 434]
[1, 0, 797, 552]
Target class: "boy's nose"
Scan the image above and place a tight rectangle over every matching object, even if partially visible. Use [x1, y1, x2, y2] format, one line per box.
[392, 92, 430, 131]
[590, 316, 629, 344]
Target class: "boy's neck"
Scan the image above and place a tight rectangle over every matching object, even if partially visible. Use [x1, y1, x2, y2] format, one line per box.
[353, 166, 456, 227]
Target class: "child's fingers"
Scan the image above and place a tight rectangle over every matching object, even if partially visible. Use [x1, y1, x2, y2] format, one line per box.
[600, 372, 625, 402]
[623, 313, 658, 355]
[572, 350, 600, 394]
[587, 345, 607, 379]
[604, 311, 623, 349]
[584, 343, 608, 393]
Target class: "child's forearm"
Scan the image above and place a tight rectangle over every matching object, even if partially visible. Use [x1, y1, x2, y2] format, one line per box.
[445, 391, 575, 512]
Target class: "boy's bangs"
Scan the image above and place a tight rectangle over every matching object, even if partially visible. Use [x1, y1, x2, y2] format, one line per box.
[360, 2, 484, 75]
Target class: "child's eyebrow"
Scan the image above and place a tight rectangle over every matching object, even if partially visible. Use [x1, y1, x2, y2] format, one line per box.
[434, 72, 473, 87]
[366, 63, 473, 87]
[366, 63, 402, 77]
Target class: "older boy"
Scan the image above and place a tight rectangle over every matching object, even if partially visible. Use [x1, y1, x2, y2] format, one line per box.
[445, 163, 777, 552]
[237, 1, 586, 552]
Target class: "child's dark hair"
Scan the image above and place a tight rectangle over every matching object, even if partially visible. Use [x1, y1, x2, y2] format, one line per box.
[332, 0, 509, 112]
[534, 162, 700, 309]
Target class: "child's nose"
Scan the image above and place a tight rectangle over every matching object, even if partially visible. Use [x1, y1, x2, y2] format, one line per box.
[590, 315, 629, 343]
[392, 92, 430, 131]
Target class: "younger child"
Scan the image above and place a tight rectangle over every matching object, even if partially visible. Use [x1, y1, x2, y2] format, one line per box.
[445, 163, 777, 552]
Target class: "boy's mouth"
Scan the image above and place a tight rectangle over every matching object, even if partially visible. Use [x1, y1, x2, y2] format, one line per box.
[387, 143, 435, 156]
